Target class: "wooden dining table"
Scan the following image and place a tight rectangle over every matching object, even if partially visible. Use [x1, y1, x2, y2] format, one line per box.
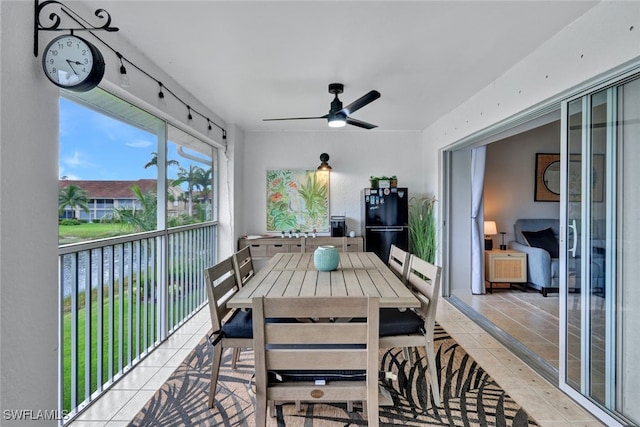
[227, 252, 420, 309]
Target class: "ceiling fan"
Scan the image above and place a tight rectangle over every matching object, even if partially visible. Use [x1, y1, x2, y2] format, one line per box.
[263, 83, 381, 129]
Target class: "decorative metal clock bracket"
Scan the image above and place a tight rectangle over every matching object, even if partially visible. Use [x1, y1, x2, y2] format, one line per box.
[34, 0, 119, 57]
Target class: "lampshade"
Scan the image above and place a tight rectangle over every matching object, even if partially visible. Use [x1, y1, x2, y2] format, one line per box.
[317, 153, 332, 171]
[484, 221, 498, 235]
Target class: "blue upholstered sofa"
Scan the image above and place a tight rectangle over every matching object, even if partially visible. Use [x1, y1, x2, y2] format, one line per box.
[508, 219, 560, 297]
[508, 218, 607, 297]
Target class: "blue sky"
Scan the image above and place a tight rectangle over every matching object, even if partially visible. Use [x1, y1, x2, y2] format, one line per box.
[59, 97, 197, 182]
[59, 97, 159, 181]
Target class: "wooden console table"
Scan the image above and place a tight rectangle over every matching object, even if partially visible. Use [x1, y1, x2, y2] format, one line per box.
[239, 236, 364, 259]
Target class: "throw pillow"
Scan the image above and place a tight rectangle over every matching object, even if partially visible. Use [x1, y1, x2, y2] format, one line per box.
[521, 227, 559, 258]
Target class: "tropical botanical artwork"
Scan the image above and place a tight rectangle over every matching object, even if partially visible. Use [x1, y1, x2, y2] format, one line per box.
[266, 169, 329, 232]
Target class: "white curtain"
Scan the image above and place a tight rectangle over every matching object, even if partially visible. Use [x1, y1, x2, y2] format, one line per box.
[471, 146, 486, 294]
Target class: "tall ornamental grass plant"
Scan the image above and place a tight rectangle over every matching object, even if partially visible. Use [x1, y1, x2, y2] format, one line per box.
[408, 196, 437, 263]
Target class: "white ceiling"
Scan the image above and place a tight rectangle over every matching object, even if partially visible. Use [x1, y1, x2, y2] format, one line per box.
[98, 1, 598, 132]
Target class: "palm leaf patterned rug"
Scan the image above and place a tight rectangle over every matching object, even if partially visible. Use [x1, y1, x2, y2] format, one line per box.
[130, 324, 538, 426]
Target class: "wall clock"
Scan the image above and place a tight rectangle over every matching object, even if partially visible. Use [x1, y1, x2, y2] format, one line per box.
[41, 34, 105, 92]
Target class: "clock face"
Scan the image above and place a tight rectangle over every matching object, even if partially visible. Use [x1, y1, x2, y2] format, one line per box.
[42, 35, 105, 92]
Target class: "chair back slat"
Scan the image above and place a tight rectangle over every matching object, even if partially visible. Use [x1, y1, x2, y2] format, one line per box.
[205, 257, 240, 330]
[406, 255, 441, 338]
[233, 246, 255, 287]
[265, 323, 368, 344]
[261, 296, 365, 318]
[388, 244, 409, 282]
[267, 351, 368, 371]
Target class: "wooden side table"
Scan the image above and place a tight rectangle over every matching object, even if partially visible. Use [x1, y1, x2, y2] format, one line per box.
[484, 249, 527, 293]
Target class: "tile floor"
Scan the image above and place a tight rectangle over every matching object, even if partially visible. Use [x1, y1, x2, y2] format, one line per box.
[67, 298, 604, 427]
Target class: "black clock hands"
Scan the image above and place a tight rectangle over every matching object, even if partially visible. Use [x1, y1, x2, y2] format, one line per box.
[43, 35, 105, 92]
[66, 59, 83, 75]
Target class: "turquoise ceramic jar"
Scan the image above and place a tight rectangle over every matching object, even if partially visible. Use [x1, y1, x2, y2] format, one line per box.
[314, 245, 340, 271]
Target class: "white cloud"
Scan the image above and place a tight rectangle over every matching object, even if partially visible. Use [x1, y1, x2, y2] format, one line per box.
[62, 151, 92, 168]
[126, 139, 153, 148]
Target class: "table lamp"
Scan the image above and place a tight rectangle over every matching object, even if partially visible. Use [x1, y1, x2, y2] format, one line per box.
[484, 221, 497, 250]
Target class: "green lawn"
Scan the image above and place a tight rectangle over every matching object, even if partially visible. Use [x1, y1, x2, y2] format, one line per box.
[63, 288, 156, 411]
[59, 222, 130, 245]
[62, 286, 204, 412]
[59, 222, 210, 411]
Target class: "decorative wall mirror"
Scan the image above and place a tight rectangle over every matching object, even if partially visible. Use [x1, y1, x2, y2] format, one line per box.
[535, 153, 560, 201]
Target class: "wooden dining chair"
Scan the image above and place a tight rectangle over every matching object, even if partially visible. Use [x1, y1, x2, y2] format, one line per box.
[388, 244, 409, 283]
[303, 236, 347, 252]
[379, 255, 442, 407]
[252, 296, 380, 427]
[233, 245, 255, 287]
[204, 257, 253, 408]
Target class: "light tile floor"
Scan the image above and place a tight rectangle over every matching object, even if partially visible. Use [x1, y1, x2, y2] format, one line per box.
[67, 298, 604, 427]
[68, 308, 212, 427]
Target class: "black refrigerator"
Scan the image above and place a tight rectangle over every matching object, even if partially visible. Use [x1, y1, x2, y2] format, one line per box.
[362, 187, 409, 261]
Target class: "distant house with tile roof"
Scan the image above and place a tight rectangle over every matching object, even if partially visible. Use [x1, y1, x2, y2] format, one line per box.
[59, 179, 186, 221]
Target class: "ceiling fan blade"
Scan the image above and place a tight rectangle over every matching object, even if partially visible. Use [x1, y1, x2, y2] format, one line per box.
[346, 117, 377, 129]
[341, 90, 381, 115]
[263, 115, 327, 122]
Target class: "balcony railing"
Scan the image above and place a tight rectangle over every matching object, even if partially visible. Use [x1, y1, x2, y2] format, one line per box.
[58, 223, 217, 422]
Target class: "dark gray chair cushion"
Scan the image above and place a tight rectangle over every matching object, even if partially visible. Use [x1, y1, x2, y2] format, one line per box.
[220, 310, 294, 340]
[268, 370, 365, 384]
[221, 309, 253, 338]
[379, 308, 424, 337]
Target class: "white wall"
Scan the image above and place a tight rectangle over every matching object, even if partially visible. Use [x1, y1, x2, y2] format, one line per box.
[240, 130, 423, 237]
[0, 1, 231, 422]
[1, 3, 59, 421]
[424, 1, 640, 162]
[485, 121, 561, 246]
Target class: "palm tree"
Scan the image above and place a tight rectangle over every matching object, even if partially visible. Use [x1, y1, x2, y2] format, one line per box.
[194, 167, 212, 201]
[58, 184, 90, 219]
[173, 165, 204, 216]
[144, 152, 179, 169]
[113, 185, 157, 231]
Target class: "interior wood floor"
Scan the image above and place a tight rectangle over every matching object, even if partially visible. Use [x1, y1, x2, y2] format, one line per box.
[454, 287, 607, 402]
[455, 289, 561, 367]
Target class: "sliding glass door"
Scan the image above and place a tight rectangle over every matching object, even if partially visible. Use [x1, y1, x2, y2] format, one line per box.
[561, 73, 640, 425]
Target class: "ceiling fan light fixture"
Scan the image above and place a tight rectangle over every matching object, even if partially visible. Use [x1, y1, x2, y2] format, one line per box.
[263, 83, 380, 129]
[328, 112, 347, 128]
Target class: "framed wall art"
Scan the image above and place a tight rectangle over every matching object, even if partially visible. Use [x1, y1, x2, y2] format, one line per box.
[266, 169, 330, 232]
[535, 153, 605, 202]
[535, 153, 561, 202]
